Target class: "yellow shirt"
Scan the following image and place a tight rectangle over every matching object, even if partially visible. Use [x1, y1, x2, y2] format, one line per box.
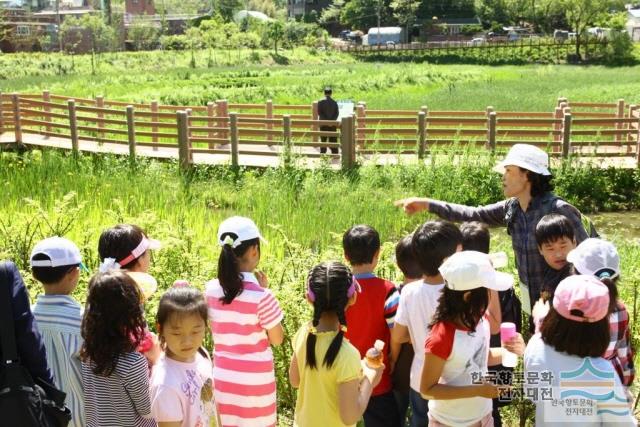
[293, 324, 363, 427]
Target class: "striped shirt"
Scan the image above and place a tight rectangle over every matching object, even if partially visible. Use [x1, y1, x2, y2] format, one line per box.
[82, 352, 156, 427]
[32, 294, 85, 427]
[206, 272, 284, 427]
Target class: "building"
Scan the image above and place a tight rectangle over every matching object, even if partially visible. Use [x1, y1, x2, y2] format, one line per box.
[627, 7, 640, 41]
[287, 0, 332, 21]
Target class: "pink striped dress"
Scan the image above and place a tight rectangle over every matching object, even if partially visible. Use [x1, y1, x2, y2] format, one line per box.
[206, 272, 284, 427]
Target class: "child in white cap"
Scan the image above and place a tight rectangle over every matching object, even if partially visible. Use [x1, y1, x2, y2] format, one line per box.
[420, 251, 523, 427]
[524, 275, 636, 426]
[31, 236, 87, 427]
[567, 238, 635, 390]
[206, 216, 284, 427]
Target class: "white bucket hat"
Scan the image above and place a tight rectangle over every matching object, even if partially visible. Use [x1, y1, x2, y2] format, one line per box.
[493, 144, 551, 176]
[439, 251, 514, 292]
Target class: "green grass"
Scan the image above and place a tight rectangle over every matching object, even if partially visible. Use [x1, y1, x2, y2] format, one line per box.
[0, 149, 638, 425]
[1, 49, 640, 110]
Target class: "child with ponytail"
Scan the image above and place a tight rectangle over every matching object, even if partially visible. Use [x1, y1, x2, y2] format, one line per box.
[205, 216, 284, 427]
[289, 261, 384, 427]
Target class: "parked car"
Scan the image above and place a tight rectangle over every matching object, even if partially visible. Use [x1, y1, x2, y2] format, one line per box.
[468, 37, 486, 46]
[553, 30, 569, 41]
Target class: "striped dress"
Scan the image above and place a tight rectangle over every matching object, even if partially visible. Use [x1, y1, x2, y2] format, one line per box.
[82, 352, 156, 427]
[32, 295, 85, 427]
[206, 272, 284, 427]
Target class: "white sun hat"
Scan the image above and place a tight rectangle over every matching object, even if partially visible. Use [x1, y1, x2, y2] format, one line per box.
[439, 250, 514, 292]
[493, 144, 551, 176]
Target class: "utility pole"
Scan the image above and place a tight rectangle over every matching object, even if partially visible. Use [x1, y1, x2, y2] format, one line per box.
[376, 0, 381, 48]
[55, 0, 62, 51]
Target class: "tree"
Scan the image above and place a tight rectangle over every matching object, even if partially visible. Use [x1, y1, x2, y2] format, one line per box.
[560, 0, 622, 59]
[128, 17, 160, 51]
[340, 0, 392, 31]
[319, 0, 346, 25]
[391, 0, 419, 41]
[185, 26, 203, 68]
[266, 20, 283, 54]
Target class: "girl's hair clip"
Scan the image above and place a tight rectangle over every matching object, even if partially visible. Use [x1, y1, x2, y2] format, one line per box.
[308, 325, 318, 335]
[99, 257, 120, 274]
[340, 325, 347, 333]
[220, 235, 240, 248]
[172, 280, 190, 288]
[306, 274, 361, 303]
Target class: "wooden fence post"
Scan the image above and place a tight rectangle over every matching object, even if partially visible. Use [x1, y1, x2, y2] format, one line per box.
[418, 111, 426, 159]
[557, 97, 567, 107]
[421, 106, 429, 156]
[151, 100, 159, 151]
[176, 111, 191, 173]
[266, 100, 274, 144]
[42, 90, 51, 135]
[283, 114, 291, 166]
[217, 99, 228, 140]
[0, 91, 4, 135]
[615, 98, 625, 144]
[488, 112, 497, 151]
[340, 115, 354, 170]
[12, 94, 22, 144]
[629, 104, 638, 154]
[96, 95, 104, 145]
[486, 106, 494, 150]
[207, 101, 216, 147]
[67, 99, 78, 157]
[229, 112, 239, 168]
[632, 105, 640, 167]
[126, 105, 136, 164]
[356, 102, 366, 146]
[553, 106, 563, 148]
[562, 112, 572, 159]
[312, 101, 319, 144]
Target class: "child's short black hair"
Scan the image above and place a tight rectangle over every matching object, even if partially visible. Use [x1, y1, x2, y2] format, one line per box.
[395, 234, 422, 279]
[460, 222, 490, 254]
[535, 214, 575, 247]
[31, 253, 79, 285]
[343, 225, 380, 265]
[412, 220, 462, 277]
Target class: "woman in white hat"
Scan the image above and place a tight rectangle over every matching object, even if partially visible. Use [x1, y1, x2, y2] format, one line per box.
[395, 144, 592, 318]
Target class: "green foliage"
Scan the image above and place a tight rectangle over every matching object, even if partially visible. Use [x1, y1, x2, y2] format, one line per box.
[1, 149, 639, 424]
[340, 0, 392, 31]
[267, 21, 284, 54]
[460, 24, 483, 35]
[128, 18, 161, 51]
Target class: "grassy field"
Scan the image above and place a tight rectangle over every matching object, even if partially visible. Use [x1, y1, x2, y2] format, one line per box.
[1, 48, 640, 110]
[2, 49, 639, 424]
[0, 149, 638, 425]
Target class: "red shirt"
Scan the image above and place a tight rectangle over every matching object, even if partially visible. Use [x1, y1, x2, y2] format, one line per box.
[345, 274, 399, 395]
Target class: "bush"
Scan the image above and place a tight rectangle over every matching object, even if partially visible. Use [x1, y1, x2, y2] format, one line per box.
[461, 24, 483, 36]
[160, 34, 189, 50]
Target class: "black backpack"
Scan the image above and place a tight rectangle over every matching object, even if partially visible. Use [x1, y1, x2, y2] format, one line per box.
[0, 262, 72, 427]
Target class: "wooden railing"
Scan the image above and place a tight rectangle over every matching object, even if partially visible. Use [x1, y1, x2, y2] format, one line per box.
[0, 91, 638, 170]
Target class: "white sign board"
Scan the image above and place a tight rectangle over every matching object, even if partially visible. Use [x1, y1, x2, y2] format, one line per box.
[337, 100, 355, 120]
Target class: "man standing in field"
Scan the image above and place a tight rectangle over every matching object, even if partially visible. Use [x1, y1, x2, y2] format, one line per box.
[318, 86, 339, 154]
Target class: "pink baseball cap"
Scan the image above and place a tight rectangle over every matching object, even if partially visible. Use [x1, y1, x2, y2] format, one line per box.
[552, 275, 610, 323]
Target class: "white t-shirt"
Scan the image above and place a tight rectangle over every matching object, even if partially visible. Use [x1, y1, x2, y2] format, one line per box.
[395, 280, 444, 392]
[425, 317, 492, 427]
[524, 334, 636, 427]
[150, 352, 216, 427]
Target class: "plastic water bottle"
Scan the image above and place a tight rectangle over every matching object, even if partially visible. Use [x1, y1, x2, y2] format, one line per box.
[365, 340, 385, 369]
[500, 322, 518, 368]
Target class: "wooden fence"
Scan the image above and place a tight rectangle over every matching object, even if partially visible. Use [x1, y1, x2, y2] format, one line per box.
[0, 91, 638, 170]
